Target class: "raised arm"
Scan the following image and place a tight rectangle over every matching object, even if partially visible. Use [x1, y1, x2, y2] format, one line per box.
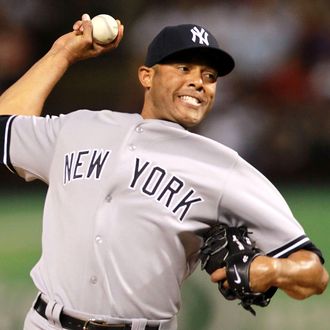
[0, 14, 124, 116]
[211, 249, 329, 299]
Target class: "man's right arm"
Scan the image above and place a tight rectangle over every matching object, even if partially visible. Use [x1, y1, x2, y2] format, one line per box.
[0, 50, 70, 117]
[0, 14, 124, 116]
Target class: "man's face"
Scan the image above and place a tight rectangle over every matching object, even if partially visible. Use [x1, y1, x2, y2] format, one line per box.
[140, 58, 218, 128]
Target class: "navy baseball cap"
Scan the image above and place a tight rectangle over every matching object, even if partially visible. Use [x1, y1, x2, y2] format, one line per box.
[144, 24, 235, 77]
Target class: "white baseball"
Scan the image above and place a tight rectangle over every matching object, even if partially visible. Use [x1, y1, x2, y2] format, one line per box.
[91, 14, 118, 44]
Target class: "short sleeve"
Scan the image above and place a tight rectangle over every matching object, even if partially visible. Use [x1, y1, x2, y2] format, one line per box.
[220, 156, 316, 257]
[0, 114, 63, 183]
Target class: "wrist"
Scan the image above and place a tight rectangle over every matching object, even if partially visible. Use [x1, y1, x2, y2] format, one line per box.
[249, 256, 279, 292]
[269, 257, 283, 287]
[45, 46, 72, 70]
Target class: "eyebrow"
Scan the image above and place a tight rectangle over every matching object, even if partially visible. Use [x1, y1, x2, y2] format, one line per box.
[176, 62, 218, 73]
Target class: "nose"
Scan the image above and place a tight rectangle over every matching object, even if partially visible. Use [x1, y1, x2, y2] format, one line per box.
[187, 69, 204, 91]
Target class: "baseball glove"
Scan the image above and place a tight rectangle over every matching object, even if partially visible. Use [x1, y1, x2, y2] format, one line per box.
[200, 223, 276, 315]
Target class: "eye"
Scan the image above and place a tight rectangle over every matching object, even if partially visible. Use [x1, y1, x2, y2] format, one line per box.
[203, 71, 217, 83]
[177, 65, 190, 73]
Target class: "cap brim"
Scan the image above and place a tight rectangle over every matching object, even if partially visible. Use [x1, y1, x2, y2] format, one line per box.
[156, 47, 235, 77]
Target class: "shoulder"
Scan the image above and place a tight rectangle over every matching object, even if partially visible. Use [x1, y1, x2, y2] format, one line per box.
[55, 109, 141, 127]
[60, 109, 136, 120]
[187, 130, 239, 167]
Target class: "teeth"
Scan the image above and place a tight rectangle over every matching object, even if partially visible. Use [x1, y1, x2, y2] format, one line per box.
[180, 96, 200, 106]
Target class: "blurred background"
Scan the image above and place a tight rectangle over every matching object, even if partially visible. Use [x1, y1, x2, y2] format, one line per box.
[0, 0, 329, 329]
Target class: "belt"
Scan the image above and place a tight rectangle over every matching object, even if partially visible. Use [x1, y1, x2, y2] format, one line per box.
[34, 295, 159, 330]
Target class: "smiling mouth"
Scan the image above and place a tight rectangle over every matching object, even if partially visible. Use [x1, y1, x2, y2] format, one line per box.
[180, 95, 201, 106]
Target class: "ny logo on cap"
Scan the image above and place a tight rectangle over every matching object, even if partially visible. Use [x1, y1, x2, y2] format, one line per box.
[190, 26, 209, 46]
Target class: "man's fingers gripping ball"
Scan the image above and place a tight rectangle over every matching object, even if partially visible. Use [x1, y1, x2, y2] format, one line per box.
[91, 14, 119, 44]
[72, 14, 120, 45]
[72, 13, 91, 33]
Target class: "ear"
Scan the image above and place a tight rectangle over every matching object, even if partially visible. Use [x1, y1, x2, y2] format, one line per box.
[138, 66, 154, 88]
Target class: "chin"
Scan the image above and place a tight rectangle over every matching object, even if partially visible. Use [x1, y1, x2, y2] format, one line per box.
[175, 108, 207, 128]
[180, 117, 203, 128]
[188, 113, 206, 126]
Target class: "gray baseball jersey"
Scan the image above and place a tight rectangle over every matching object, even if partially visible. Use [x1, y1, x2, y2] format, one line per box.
[0, 111, 322, 323]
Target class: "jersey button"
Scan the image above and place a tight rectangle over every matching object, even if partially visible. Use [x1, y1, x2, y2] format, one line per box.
[95, 235, 103, 244]
[105, 195, 112, 203]
[135, 126, 144, 133]
[90, 276, 98, 284]
[128, 144, 136, 151]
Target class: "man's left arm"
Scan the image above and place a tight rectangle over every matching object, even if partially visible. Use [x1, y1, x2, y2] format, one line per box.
[211, 249, 328, 299]
[254, 250, 328, 299]
[214, 156, 328, 300]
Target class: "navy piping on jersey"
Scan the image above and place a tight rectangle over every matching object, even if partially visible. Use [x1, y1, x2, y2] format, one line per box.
[0, 115, 17, 173]
[267, 234, 324, 263]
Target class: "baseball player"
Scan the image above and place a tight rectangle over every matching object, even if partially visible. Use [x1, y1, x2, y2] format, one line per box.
[0, 14, 328, 330]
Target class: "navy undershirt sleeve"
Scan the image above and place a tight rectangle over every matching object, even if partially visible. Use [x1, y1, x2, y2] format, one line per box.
[268, 237, 324, 264]
[0, 115, 17, 173]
